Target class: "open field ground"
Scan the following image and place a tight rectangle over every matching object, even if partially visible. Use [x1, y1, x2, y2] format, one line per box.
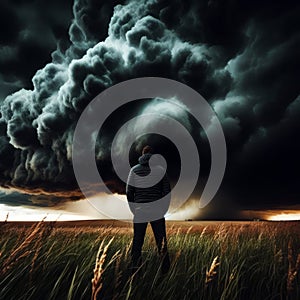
[0, 220, 299, 299]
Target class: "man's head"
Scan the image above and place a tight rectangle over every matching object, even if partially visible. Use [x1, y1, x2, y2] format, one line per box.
[142, 145, 153, 155]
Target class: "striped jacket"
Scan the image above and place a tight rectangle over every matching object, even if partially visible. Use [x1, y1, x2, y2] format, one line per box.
[126, 153, 171, 217]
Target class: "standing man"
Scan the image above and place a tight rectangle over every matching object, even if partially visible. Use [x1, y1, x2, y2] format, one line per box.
[126, 145, 171, 274]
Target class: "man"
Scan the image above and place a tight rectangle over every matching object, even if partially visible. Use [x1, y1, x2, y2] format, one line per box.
[126, 145, 171, 275]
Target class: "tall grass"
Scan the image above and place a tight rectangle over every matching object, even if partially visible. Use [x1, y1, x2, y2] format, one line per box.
[0, 221, 299, 299]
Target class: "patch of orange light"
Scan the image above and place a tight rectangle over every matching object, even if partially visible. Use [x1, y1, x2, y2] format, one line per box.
[268, 213, 300, 221]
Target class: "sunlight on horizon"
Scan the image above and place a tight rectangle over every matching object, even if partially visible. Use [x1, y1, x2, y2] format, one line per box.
[268, 213, 300, 221]
[0, 193, 202, 222]
[0, 204, 97, 222]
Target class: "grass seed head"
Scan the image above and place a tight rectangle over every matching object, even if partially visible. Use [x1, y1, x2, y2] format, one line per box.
[205, 256, 220, 285]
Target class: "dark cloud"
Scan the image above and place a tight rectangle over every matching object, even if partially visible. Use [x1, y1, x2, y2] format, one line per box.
[211, 3, 300, 209]
[0, 191, 32, 207]
[0, 0, 299, 217]
[0, 191, 74, 207]
[0, 0, 73, 95]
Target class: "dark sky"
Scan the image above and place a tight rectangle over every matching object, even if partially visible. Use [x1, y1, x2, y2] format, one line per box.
[0, 0, 299, 219]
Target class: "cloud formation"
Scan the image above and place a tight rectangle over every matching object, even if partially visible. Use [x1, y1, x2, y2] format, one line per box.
[0, 0, 299, 213]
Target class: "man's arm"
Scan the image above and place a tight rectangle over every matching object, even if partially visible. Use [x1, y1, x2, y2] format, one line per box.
[160, 172, 171, 216]
[161, 173, 171, 198]
[126, 169, 135, 214]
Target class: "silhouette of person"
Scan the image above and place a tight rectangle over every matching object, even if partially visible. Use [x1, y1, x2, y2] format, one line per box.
[126, 145, 171, 275]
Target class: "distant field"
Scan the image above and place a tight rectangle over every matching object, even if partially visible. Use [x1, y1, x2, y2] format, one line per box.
[0, 220, 299, 299]
[5, 219, 294, 230]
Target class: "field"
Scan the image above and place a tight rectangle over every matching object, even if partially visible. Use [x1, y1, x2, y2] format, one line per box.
[0, 220, 299, 300]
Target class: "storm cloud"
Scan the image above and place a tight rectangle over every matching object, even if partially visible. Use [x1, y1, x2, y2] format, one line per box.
[0, 0, 299, 215]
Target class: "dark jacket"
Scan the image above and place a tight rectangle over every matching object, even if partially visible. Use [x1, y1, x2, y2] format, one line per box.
[126, 153, 171, 217]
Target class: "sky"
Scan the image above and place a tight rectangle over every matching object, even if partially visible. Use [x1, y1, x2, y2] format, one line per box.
[0, 0, 299, 221]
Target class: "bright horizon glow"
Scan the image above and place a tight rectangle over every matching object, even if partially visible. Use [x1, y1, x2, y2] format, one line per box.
[2, 194, 300, 222]
[0, 204, 98, 222]
[0, 193, 202, 222]
[268, 213, 300, 221]
[241, 209, 300, 221]
[87, 193, 202, 221]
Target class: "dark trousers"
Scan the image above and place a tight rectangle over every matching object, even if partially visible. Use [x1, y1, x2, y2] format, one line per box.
[131, 217, 170, 273]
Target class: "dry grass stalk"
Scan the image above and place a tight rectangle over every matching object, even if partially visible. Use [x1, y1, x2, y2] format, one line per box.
[296, 254, 300, 272]
[220, 241, 228, 255]
[30, 222, 54, 282]
[91, 237, 114, 300]
[0, 213, 9, 235]
[173, 250, 182, 264]
[200, 226, 207, 238]
[274, 248, 283, 264]
[160, 238, 166, 256]
[112, 253, 122, 300]
[186, 226, 193, 235]
[4, 212, 9, 223]
[287, 239, 300, 294]
[1, 220, 45, 275]
[175, 227, 181, 238]
[229, 270, 235, 282]
[214, 224, 227, 242]
[205, 256, 220, 285]
[125, 240, 132, 257]
[167, 224, 175, 235]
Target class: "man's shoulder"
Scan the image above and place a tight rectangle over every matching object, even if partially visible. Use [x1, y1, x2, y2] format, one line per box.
[130, 164, 144, 174]
[131, 164, 141, 171]
[131, 164, 165, 171]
